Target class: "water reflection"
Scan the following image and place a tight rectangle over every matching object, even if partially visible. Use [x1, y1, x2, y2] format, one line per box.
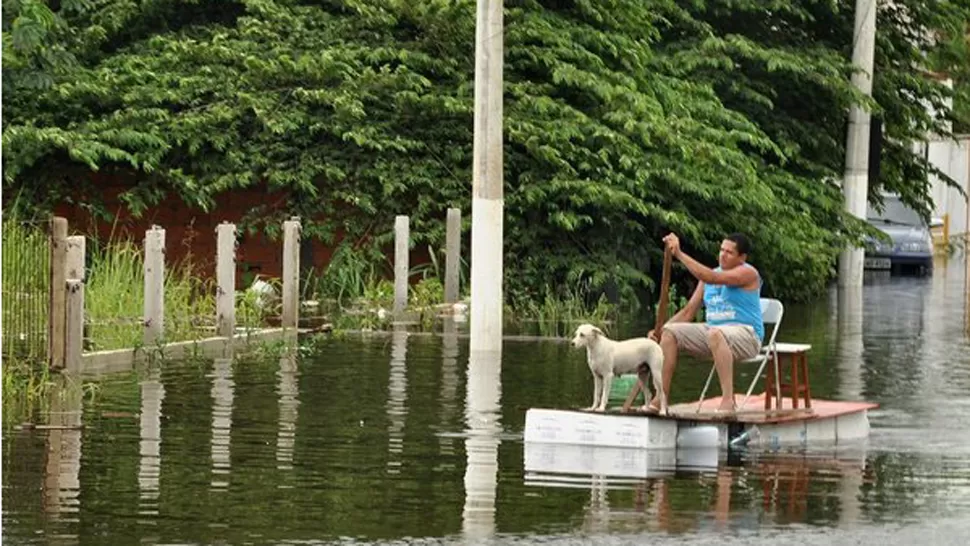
[439, 318, 461, 460]
[210, 357, 235, 490]
[276, 352, 300, 472]
[462, 350, 503, 541]
[836, 287, 864, 400]
[4, 260, 969, 544]
[386, 324, 409, 475]
[138, 364, 165, 519]
[43, 373, 83, 520]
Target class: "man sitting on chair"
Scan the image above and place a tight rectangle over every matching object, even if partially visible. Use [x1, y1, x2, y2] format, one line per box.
[643, 232, 764, 414]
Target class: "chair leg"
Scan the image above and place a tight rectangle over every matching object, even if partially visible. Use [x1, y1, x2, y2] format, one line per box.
[801, 353, 812, 408]
[765, 360, 774, 411]
[792, 353, 800, 409]
[772, 353, 781, 410]
[697, 365, 717, 412]
[740, 355, 769, 411]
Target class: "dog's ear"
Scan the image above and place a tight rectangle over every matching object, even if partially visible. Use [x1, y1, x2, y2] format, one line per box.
[591, 326, 604, 337]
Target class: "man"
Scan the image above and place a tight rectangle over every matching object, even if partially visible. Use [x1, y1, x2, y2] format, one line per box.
[639, 232, 764, 414]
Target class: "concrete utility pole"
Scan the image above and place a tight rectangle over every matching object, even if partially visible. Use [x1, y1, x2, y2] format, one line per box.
[839, 0, 878, 288]
[470, 0, 504, 354]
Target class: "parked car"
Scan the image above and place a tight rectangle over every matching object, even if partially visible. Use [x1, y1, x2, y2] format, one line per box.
[864, 194, 939, 275]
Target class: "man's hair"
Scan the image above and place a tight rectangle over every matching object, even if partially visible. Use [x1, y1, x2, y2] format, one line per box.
[725, 233, 752, 256]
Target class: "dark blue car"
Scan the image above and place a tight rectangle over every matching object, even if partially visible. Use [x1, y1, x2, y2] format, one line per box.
[864, 194, 938, 275]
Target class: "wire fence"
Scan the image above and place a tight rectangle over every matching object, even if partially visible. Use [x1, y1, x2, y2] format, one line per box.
[2, 218, 51, 363]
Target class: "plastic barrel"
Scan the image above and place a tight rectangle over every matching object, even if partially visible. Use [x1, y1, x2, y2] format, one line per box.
[608, 374, 644, 404]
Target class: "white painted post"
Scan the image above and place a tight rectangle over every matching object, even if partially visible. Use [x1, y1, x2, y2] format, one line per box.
[282, 218, 301, 330]
[143, 226, 165, 346]
[470, 0, 504, 354]
[65, 280, 84, 374]
[838, 0, 877, 288]
[445, 208, 461, 304]
[216, 223, 236, 337]
[394, 215, 409, 318]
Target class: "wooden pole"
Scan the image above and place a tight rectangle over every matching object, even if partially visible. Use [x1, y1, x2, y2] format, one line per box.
[469, 0, 504, 354]
[445, 208, 461, 304]
[653, 246, 673, 341]
[394, 215, 410, 318]
[65, 236, 86, 282]
[64, 236, 86, 373]
[216, 223, 236, 337]
[282, 218, 301, 331]
[143, 226, 165, 346]
[48, 217, 68, 370]
[65, 280, 84, 374]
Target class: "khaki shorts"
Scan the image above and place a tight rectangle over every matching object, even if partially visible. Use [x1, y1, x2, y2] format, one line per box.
[662, 323, 762, 362]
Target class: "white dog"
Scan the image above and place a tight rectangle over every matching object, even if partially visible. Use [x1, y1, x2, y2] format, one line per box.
[570, 323, 668, 414]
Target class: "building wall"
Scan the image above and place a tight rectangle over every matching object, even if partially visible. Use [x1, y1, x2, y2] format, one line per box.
[54, 182, 339, 289]
[927, 135, 970, 238]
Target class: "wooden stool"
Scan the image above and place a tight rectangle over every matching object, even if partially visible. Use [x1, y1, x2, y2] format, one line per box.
[764, 342, 813, 410]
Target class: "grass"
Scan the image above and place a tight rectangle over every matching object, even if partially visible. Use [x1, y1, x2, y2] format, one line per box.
[1, 214, 50, 362]
[2, 360, 55, 427]
[2, 213, 54, 426]
[85, 238, 218, 350]
[305, 242, 624, 335]
[84, 233, 271, 351]
[507, 285, 618, 338]
[2, 219, 272, 423]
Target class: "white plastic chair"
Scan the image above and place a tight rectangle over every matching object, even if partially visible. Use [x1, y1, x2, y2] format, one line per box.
[696, 298, 784, 412]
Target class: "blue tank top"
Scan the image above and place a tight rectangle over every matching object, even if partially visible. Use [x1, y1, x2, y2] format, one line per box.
[703, 264, 764, 342]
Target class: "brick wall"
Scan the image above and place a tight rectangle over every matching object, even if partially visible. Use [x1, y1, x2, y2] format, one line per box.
[53, 177, 433, 289]
[54, 182, 334, 288]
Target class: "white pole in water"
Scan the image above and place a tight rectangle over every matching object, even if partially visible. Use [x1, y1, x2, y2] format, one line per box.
[143, 226, 165, 346]
[838, 0, 877, 288]
[216, 223, 237, 338]
[394, 215, 410, 319]
[470, 0, 504, 354]
[445, 208, 462, 304]
[282, 219, 301, 331]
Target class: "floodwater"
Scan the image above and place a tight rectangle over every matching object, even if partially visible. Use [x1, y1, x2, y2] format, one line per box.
[3, 258, 970, 545]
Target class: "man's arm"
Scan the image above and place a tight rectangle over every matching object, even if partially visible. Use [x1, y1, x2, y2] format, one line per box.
[667, 281, 704, 324]
[676, 250, 755, 286]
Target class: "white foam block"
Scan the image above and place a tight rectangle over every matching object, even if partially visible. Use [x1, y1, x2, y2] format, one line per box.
[523, 408, 678, 449]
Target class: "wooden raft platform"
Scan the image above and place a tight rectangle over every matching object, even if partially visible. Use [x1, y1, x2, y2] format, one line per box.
[660, 393, 879, 425]
[523, 394, 879, 451]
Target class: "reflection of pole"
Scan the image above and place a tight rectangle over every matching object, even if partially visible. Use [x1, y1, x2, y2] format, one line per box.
[210, 357, 235, 490]
[581, 475, 610, 534]
[138, 367, 165, 517]
[386, 325, 409, 474]
[276, 353, 300, 471]
[462, 351, 502, 540]
[836, 287, 865, 400]
[837, 452, 866, 527]
[44, 374, 84, 518]
[439, 318, 461, 457]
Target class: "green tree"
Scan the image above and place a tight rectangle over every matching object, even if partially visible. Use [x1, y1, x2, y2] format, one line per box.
[3, 0, 968, 306]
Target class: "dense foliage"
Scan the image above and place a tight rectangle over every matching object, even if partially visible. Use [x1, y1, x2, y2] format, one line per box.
[3, 0, 968, 304]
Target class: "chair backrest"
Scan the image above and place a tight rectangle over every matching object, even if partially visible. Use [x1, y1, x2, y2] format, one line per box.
[760, 298, 783, 324]
[760, 298, 784, 346]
